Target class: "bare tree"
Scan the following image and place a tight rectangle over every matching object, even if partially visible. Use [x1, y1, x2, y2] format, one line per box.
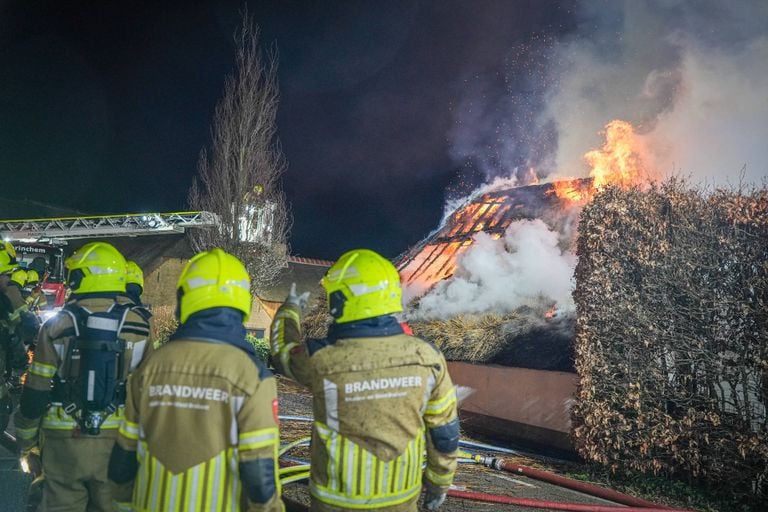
[188, 10, 291, 293]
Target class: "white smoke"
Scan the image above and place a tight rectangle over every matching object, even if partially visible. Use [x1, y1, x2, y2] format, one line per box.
[411, 219, 576, 320]
[409, 1, 767, 319]
[547, 0, 768, 184]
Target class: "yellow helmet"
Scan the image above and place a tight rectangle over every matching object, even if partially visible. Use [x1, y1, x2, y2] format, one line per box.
[65, 241, 127, 294]
[26, 269, 40, 285]
[125, 261, 144, 290]
[0, 248, 18, 274]
[176, 248, 251, 324]
[321, 249, 402, 323]
[11, 269, 27, 287]
[3, 241, 17, 259]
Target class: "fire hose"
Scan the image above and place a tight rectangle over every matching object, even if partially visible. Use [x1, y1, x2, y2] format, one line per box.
[276, 419, 693, 512]
[4, 415, 694, 512]
[466, 453, 672, 509]
[447, 489, 686, 512]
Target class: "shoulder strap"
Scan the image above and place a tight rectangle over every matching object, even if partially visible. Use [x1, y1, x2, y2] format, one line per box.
[130, 304, 152, 322]
[110, 302, 132, 336]
[61, 303, 84, 337]
[59, 304, 86, 381]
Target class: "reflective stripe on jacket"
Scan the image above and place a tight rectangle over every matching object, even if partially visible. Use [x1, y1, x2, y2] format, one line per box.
[111, 329, 284, 512]
[271, 303, 459, 511]
[309, 421, 425, 508]
[15, 295, 150, 450]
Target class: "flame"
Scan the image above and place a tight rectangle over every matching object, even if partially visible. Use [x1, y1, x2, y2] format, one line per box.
[552, 119, 651, 203]
[585, 119, 649, 189]
[547, 177, 595, 205]
[551, 180, 588, 203]
[400, 120, 656, 299]
[20, 347, 35, 385]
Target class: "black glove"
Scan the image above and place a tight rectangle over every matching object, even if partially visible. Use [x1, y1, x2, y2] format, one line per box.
[423, 480, 447, 511]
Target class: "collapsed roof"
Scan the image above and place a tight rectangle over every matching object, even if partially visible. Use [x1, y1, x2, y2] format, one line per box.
[396, 178, 592, 293]
[397, 178, 594, 372]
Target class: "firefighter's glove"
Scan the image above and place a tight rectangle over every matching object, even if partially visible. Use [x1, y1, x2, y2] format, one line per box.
[286, 283, 310, 312]
[20, 447, 42, 478]
[423, 481, 447, 511]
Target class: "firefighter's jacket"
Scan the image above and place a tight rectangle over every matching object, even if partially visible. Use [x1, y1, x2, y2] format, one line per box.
[25, 286, 45, 309]
[122, 292, 153, 347]
[109, 308, 284, 512]
[15, 294, 151, 451]
[0, 289, 27, 403]
[5, 282, 40, 341]
[271, 303, 459, 510]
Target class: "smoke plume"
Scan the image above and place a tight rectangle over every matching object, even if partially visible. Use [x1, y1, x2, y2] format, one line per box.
[412, 1, 767, 319]
[410, 219, 576, 320]
[547, 0, 768, 183]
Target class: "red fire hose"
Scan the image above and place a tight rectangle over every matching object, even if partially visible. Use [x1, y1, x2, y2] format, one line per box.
[471, 455, 679, 509]
[448, 489, 691, 512]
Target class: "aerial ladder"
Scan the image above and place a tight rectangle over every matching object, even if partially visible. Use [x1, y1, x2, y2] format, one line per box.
[0, 211, 218, 314]
[0, 210, 217, 242]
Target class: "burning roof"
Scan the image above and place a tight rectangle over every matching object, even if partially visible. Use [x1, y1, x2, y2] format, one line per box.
[398, 119, 657, 370]
[398, 119, 655, 298]
[397, 177, 592, 295]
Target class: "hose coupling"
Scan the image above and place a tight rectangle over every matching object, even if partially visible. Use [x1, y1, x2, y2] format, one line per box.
[475, 455, 505, 469]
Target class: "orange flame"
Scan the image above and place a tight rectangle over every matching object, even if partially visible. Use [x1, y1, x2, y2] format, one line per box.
[585, 119, 649, 189]
[551, 180, 588, 203]
[553, 120, 651, 203]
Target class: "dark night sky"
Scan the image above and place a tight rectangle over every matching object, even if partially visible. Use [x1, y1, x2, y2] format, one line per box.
[0, 1, 578, 260]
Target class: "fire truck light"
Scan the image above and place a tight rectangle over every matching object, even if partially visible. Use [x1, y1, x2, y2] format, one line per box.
[39, 310, 59, 322]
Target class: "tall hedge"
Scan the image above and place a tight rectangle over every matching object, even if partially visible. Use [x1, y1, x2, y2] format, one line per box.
[573, 179, 768, 502]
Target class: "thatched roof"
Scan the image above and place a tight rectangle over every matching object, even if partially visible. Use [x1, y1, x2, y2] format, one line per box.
[394, 179, 589, 372]
[396, 178, 590, 288]
[410, 311, 575, 372]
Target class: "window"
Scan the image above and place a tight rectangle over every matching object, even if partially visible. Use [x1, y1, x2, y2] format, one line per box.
[249, 328, 266, 339]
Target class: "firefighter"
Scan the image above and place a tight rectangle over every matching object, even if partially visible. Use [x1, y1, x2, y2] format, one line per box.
[124, 260, 145, 307]
[0, 247, 28, 432]
[124, 260, 152, 335]
[2, 249, 40, 351]
[108, 248, 284, 512]
[24, 269, 45, 309]
[270, 248, 459, 511]
[14, 241, 151, 511]
[10, 268, 28, 289]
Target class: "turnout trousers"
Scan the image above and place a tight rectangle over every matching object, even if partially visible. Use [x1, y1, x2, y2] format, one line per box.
[39, 433, 116, 512]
